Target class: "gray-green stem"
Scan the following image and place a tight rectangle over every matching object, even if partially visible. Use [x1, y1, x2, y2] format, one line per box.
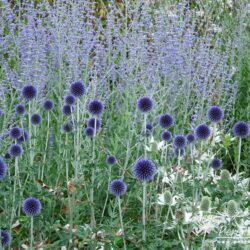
[118, 197, 127, 250]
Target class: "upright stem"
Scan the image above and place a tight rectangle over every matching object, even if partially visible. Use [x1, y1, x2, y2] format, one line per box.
[118, 197, 127, 250]
[142, 181, 147, 242]
[144, 114, 147, 158]
[236, 138, 242, 184]
[30, 216, 34, 250]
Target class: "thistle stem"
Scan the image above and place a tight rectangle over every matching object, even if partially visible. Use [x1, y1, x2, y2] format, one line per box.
[236, 138, 242, 184]
[118, 197, 127, 250]
[142, 181, 147, 242]
[30, 216, 34, 250]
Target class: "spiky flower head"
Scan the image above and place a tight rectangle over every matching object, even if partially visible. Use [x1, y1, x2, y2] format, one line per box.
[159, 114, 174, 129]
[62, 105, 74, 116]
[109, 179, 127, 197]
[106, 155, 117, 165]
[9, 127, 22, 139]
[22, 197, 41, 216]
[227, 200, 237, 217]
[62, 122, 73, 133]
[0, 230, 11, 247]
[220, 169, 231, 181]
[233, 121, 250, 138]
[137, 96, 153, 113]
[161, 131, 172, 141]
[133, 158, 157, 182]
[0, 157, 8, 180]
[21, 84, 37, 100]
[194, 123, 211, 140]
[15, 104, 26, 115]
[146, 122, 153, 132]
[17, 130, 29, 144]
[207, 106, 224, 123]
[9, 144, 23, 157]
[4, 153, 11, 159]
[64, 94, 76, 105]
[31, 113, 42, 125]
[88, 100, 104, 116]
[164, 190, 172, 204]
[70, 81, 85, 97]
[85, 127, 94, 137]
[173, 135, 187, 148]
[200, 196, 211, 212]
[43, 100, 54, 111]
[210, 158, 222, 170]
[186, 133, 195, 144]
[87, 118, 101, 131]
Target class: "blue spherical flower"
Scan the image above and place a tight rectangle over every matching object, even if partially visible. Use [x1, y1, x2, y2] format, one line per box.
[85, 127, 94, 137]
[31, 113, 42, 125]
[137, 96, 153, 113]
[9, 127, 22, 139]
[210, 158, 222, 170]
[88, 100, 104, 116]
[22, 197, 41, 217]
[62, 105, 74, 116]
[161, 131, 172, 141]
[146, 122, 153, 132]
[62, 122, 73, 133]
[109, 179, 127, 197]
[159, 114, 174, 129]
[4, 152, 11, 159]
[0, 157, 8, 180]
[173, 135, 187, 148]
[9, 144, 23, 157]
[186, 133, 195, 144]
[43, 100, 54, 111]
[174, 148, 185, 157]
[195, 124, 211, 140]
[207, 106, 224, 123]
[106, 155, 117, 165]
[64, 95, 76, 105]
[70, 81, 85, 97]
[0, 230, 11, 247]
[21, 84, 37, 100]
[87, 118, 101, 131]
[133, 158, 157, 182]
[233, 121, 250, 138]
[17, 130, 29, 144]
[16, 104, 26, 115]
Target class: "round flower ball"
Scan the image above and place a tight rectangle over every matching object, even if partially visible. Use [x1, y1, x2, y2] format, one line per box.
[87, 118, 101, 131]
[195, 123, 211, 140]
[109, 179, 127, 197]
[4, 152, 11, 160]
[173, 135, 187, 149]
[17, 130, 29, 144]
[64, 94, 76, 105]
[161, 131, 172, 141]
[31, 113, 42, 125]
[21, 84, 37, 100]
[88, 100, 104, 116]
[146, 122, 153, 132]
[70, 81, 85, 97]
[16, 104, 26, 115]
[0, 230, 11, 247]
[133, 158, 157, 182]
[85, 127, 94, 137]
[62, 105, 74, 116]
[106, 155, 117, 165]
[9, 127, 22, 140]
[9, 144, 23, 157]
[137, 96, 153, 113]
[159, 114, 174, 129]
[210, 158, 222, 170]
[174, 148, 185, 157]
[0, 157, 8, 180]
[43, 100, 54, 111]
[22, 197, 41, 216]
[207, 106, 224, 123]
[186, 133, 195, 144]
[62, 122, 73, 133]
[233, 121, 250, 138]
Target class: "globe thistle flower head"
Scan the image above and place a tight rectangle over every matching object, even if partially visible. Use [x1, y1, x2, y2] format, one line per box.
[21, 84, 37, 100]
[88, 100, 104, 116]
[9, 144, 23, 157]
[87, 118, 101, 131]
[109, 179, 127, 197]
[85, 127, 94, 137]
[186, 133, 195, 144]
[195, 123, 211, 140]
[106, 155, 117, 165]
[173, 135, 187, 148]
[17, 130, 29, 144]
[173, 148, 185, 157]
[4, 152, 11, 159]
[133, 158, 157, 182]
[22, 197, 41, 216]
[0, 230, 11, 247]
[62, 105, 74, 116]
[9, 127, 22, 139]
[31, 113, 42, 125]
[137, 96, 153, 113]
[233, 121, 250, 138]
[207, 106, 224, 123]
[220, 169, 231, 181]
[159, 114, 174, 129]
[146, 122, 153, 132]
[161, 131, 172, 141]
[0, 157, 8, 180]
[62, 122, 73, 133]
[64, 94, 76, 105]
[43, 100, 54, 111]
[200, 196, 211, 212]
[70, 81, 85, 97]
[16, 104, 26, 115]
[210, 158, 222, 170]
